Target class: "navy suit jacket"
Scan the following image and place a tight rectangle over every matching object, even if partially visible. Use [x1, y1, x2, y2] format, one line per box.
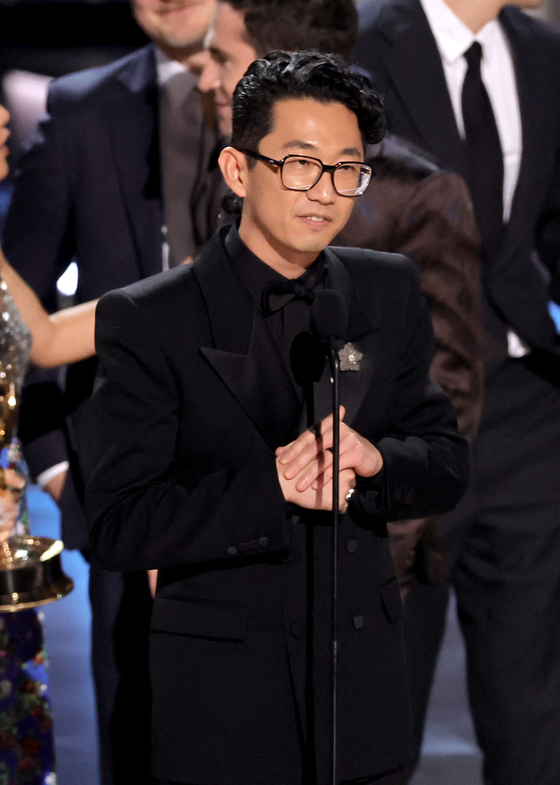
[2, 44, 219, 546]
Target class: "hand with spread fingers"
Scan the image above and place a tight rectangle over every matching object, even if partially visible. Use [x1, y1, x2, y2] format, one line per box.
[275, 406, 384, 510]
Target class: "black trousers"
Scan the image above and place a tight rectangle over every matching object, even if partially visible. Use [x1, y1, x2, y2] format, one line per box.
[89, 561, 155, 785]
[406, 356, 560, 785]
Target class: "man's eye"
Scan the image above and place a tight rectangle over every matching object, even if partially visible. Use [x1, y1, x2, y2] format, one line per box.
[211, 49, 227, 65]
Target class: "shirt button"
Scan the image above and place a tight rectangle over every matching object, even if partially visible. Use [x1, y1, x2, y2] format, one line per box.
[259, 536, 270, 547]
[353, 615, 365, 629]
[227, 546, 238, 556]
[347, 539, 358, 553]
[291, 622, 305, 639]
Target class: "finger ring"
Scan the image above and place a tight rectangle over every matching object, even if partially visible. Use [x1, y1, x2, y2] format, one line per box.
[345, 487, 356, 503]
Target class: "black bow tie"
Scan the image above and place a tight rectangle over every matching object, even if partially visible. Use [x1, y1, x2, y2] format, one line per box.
[261, 265, 327, 318]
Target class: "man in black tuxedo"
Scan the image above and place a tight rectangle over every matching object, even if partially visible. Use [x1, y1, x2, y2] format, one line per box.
[358, 2, 560, 783]
[199, 2, 484, 760]
[84, 50, 469, 785]
[1, 0, 217, 782]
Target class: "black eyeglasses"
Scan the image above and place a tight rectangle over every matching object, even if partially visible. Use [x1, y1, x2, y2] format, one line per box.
[236, 147, 373, 197]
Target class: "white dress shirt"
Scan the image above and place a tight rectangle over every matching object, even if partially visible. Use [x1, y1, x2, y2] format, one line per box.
[420, 0, 522, 222]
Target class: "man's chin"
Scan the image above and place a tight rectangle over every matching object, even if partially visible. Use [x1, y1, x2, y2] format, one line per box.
[216, 106, 233, 138]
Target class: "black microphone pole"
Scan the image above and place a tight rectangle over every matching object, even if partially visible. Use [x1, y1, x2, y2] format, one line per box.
[311, 291, 348, 785]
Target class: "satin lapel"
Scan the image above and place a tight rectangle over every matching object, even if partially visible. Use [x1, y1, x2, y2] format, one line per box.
[105, 45, 163, 280]
[196, 229, 302, 451]
[310, 250, 379, 427]
[379, 0, 464, 169]
[491, 9, 554, 276]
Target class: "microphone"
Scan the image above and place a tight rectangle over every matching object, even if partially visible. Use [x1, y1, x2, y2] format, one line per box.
[311, 289, 348, 785]
[311, 290, 348, 351]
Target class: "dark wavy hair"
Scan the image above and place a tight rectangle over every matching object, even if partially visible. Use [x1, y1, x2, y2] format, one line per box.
[231, 50, 386, 153]
[223, 0, 358, 63]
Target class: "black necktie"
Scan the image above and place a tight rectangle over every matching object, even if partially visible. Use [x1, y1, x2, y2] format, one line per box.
[462, 41, 504, 256]
[261, 265, 326, 317]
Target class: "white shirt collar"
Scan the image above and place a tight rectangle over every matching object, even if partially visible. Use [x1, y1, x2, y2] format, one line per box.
[419, 0, 502, 65]
[155, 47, 189, 85]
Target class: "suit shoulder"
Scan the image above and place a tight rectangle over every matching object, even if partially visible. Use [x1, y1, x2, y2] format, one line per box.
[372, 134, 440, 180]
[48, 45, 155, 108]
[330, 246, 415, 282]
[100, 264, 198, 317]
[358, 0, 399, 31]
[502, 6, 560, 50]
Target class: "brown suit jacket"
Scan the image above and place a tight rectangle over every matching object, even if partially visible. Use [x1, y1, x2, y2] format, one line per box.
[336, 135, 484, 591]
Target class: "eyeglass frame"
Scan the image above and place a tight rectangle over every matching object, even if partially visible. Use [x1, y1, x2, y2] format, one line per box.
[234, 147, 374, 197]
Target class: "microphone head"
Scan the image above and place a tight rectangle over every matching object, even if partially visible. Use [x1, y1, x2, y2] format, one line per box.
[312, 290, 348, 343]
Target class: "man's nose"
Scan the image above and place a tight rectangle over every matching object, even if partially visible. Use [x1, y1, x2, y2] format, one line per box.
[307, 171, 337, 203]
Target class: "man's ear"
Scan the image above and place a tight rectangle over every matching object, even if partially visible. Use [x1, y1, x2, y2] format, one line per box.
[218, 147, 248, 198]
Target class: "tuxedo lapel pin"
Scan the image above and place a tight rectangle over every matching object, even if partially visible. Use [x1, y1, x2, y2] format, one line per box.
[338, 342, 363, 372]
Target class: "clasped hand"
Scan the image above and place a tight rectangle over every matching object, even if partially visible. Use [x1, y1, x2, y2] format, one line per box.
[275, 406, 383, 512]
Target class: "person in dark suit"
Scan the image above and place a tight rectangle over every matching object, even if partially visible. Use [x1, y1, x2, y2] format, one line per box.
[199, 0, 484, 760]
[83, 51, 469, 785]
[358, 2, 560, 783]
[1, 1, 217, 782]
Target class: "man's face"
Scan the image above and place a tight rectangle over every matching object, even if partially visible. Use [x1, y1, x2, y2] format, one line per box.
[132, 0, 216, 59]
[235, 98, 364, 269]
[199, 2, 257, 137]
[0, 105, 10, 182]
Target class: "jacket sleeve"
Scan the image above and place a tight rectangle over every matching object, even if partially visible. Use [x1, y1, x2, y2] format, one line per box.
[352, 260, 470, 521]
[393, 170, 485, 441]
[83, 290, 290, 572]
[535, 130, 560, 308]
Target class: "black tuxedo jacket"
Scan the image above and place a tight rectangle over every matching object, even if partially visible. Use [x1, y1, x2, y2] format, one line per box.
[357, 0, 560, 361]
[2, 44, 219, 546]
[84, 226, 468, 784]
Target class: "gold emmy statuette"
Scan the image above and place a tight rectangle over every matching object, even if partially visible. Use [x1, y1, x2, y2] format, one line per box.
[0, 536, 74, 612]
[0, 358, 74, 611]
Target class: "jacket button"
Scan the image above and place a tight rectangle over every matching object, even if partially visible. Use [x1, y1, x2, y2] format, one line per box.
[291, 622, 305, 639]
[238, 542, 250, 554]
[227, 546, 238, 556]
[259, 536, 270, 547]
[347, 539, 358, 553]
[353, 615, 365, 629]
[248, 539, 259, 551]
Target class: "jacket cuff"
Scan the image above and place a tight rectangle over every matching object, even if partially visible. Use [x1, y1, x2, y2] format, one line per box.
[21, 430, 69, 481]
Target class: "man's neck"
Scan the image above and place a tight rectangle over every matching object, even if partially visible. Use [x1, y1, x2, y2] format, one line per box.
[443, 0, 504, 33]
[238, 218, 319, 279]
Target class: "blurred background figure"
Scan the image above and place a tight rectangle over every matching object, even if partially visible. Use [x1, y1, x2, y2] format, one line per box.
[358, 2, 560, 784]
[1, 1, 218, 783]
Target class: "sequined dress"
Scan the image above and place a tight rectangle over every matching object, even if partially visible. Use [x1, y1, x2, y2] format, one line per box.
[0, 278, 55, 785]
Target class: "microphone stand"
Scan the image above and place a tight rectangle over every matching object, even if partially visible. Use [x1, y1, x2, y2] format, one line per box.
[327, 342, 340, 785]
[311, 289, 347, 785]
